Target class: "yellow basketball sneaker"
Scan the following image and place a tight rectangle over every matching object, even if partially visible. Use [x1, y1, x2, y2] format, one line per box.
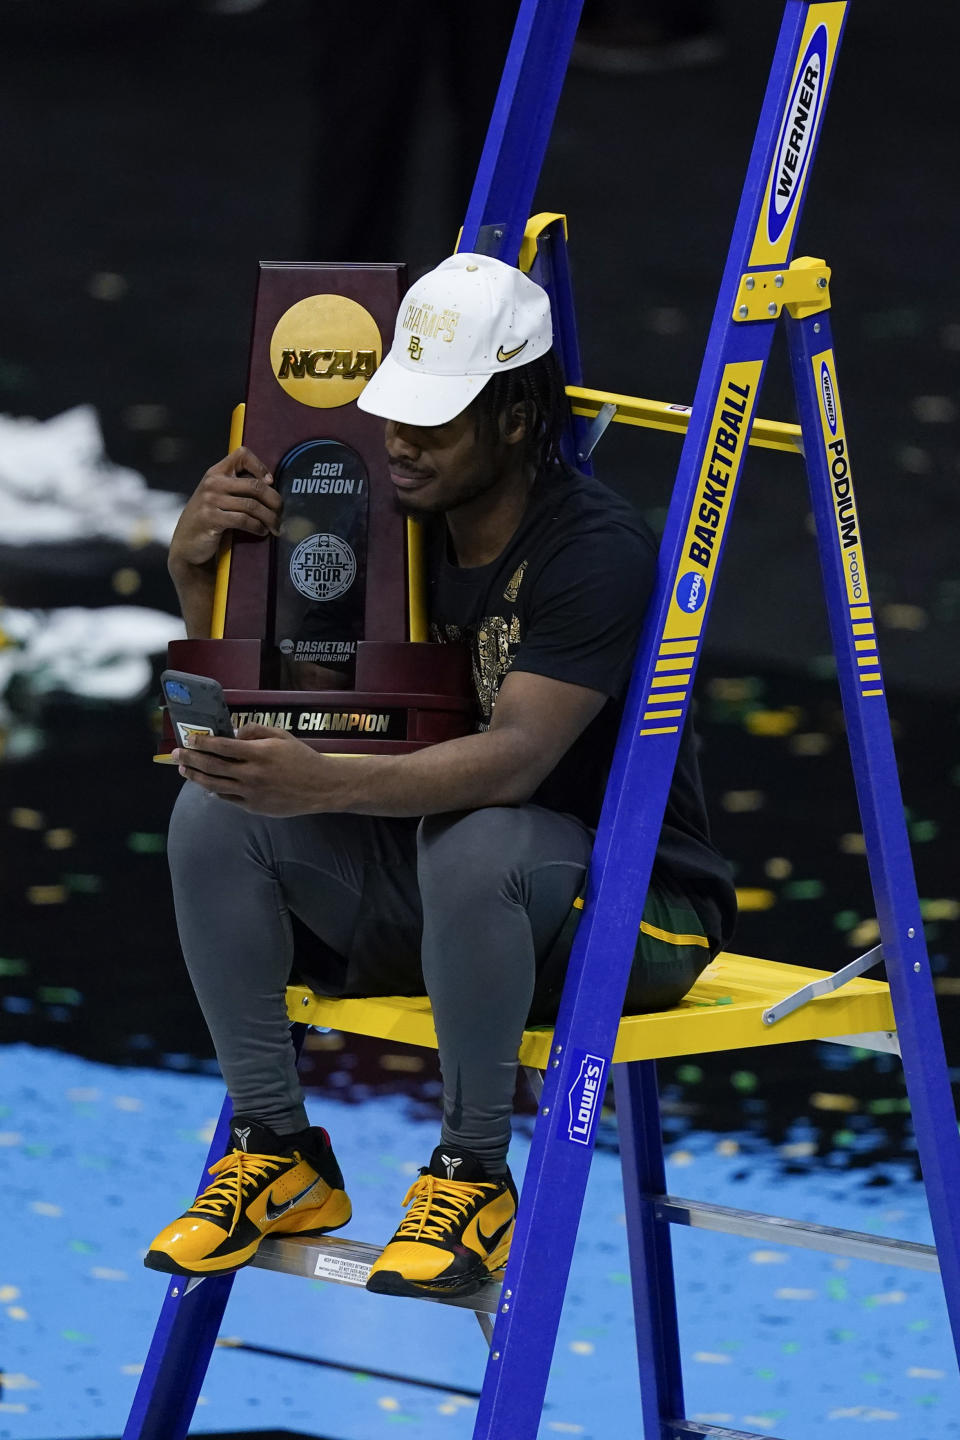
[145, 1116, 351, 1277]
[366, 1144, 517, 1298]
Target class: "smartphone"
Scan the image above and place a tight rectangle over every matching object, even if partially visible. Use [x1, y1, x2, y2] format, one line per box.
[161, 670, 236, 747]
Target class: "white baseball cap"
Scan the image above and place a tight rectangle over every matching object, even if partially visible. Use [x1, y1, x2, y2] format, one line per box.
[357, 252, 553, 427]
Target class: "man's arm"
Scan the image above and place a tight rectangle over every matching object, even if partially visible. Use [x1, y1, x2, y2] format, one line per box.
[168, 447, 281, 637]
[174, 668, 607, 817]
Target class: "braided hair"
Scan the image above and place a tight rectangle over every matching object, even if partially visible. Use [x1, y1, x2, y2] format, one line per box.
[472, 348, 573, 474]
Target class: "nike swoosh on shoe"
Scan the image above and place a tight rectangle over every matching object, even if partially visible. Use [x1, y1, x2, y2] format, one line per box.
[477, 1214, 514, 1251]
[264, 1177, 321, 1222]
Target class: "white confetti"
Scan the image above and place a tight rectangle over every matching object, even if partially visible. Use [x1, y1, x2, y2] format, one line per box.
[0, 605, 183, 703]
[0, 405, 184, 545]
[827, 1407, 899, 1421]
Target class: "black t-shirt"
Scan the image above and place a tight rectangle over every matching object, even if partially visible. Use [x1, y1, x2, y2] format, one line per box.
[427, 465, 737, 949]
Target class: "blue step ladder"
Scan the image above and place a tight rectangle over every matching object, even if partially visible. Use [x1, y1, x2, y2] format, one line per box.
[125, 3, 960, 1437]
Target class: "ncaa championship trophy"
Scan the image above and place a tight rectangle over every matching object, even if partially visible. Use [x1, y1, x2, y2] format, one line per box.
[159, 262, 473, 754]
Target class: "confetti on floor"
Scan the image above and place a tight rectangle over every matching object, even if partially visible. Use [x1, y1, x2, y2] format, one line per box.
[0, 1045, 958, 1440]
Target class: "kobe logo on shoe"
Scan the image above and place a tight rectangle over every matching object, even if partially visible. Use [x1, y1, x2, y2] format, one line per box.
[264, 1177, 319, 1222]
[440, 1153, 462, 1180]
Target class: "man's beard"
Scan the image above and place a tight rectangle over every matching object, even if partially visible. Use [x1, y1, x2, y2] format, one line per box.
[391, 468, 499, 519]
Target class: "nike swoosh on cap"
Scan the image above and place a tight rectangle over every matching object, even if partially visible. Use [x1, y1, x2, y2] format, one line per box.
[496, 340, 528, 363]
[264, 1176, 320, 1222]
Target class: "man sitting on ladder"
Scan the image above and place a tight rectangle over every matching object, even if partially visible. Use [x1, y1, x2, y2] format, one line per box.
[146, 252, 737, 1299]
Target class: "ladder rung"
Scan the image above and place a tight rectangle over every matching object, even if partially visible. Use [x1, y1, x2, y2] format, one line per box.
[566, 384, 803, 453]
[666, 1421, 786, 1440]
[250, 1233, 503, 1314]
[655, 1195, 939, 1271]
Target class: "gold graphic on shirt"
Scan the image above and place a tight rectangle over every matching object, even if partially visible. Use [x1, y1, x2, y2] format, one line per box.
[503, 561, 528, 603]
[474, 615, 521, 727]
[431, 622, 465, 644]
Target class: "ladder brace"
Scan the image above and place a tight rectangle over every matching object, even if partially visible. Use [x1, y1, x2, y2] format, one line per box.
[762, 943, 884, 1025]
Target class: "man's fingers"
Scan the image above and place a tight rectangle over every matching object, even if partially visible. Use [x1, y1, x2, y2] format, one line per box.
[180, 765, 247, 801]
[181, 734, 245, 762]
[211, 474, 282, 509]
[226, 445, 272, 483]
[235, 722, 288, 741]
[217, 495, 282, 535]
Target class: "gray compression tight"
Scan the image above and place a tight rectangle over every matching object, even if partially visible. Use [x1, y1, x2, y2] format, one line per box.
[167, 784, 592, 1173]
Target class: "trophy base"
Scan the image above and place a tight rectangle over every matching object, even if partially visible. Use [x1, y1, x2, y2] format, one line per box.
[158, 639, 475, 757]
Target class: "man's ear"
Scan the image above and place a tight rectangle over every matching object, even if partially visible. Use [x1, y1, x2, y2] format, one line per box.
[500, 402, 526, 447]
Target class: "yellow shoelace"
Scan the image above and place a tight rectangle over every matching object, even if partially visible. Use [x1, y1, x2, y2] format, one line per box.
[396, 1174, 499, 1243]
[191, 1150, 290, 1235]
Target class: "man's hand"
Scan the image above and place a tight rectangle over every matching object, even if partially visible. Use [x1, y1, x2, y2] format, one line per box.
[175, 723, 341, 817]
[170, 447, 282, 571]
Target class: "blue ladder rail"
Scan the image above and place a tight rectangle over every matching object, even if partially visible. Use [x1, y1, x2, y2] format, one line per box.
[468, 3, 960, 1438]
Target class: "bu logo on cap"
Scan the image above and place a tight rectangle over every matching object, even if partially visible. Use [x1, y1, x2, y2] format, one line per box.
[408, 335, 424, 362]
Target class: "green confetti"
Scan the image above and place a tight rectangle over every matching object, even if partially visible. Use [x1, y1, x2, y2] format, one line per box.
[0, 957, 28, 976]
[63, 873, 102, 894]
[69, 1239, 98, 1253]
[833, 910, 860, 931]
[833, 1129, 856, 1147]
[827, 1278, 848, 1301]
[61, 1329, 93, 1343]
[910, 820, 938, 842]
[808, 654, 837, 678]
[127, 832, 166, 854]
[861, 1369, 882, 1384]
[38, 986, 82, 1006]
[783, 880, 825, 900]
[781, 1342, 801, 1355]
[918, 1394, 940, 1408]
[754, 1367, 776, 1380]
[606, 1272, 630, 1285]
[867, 1097, 911, 1115]
[908, 1319, 930, 1332]
[731, 1071, 758, 1093]
[828, 1328, 856, 1342]
[676, 1064, 703, 1084]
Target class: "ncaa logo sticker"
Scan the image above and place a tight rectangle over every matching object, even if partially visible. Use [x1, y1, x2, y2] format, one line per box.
[289, 533, 357, 603]
[820, 360, 838, 435]
[561, 1050, 608, 1147]
[767, 24, 829, 246]
[675, 570, 707, 615]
